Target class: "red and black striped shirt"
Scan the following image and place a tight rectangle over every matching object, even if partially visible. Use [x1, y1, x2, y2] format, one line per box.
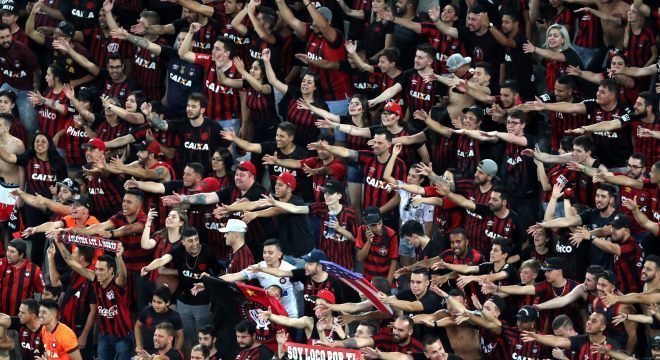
[0, 259, 45, 315]
[625, 27, 655, 67]
[569, 335, 619, 360]
[244, 81, 276, 128]
[84, 28, 134, 68]
[109, 211, 149, 271]
[10, 319, 43, 360]
[613, 238, 642, 294]
[632, 120, 660, 166]
[227, 244, 254, 274]
[473, 204, 521, 256]
[358, 150, 407, 211]
[594, 297, 628, 347]
[194, 54, 243, 121]
[574, 11, 603, 49]
[304, 26, 352, 101]
[86, 174, 124, 221]
[534, 279, 581, 334]
[10, 118, 28, 147]
[397, 69, 442, 116]
[101, 75, 136, 103]
[15, 155, 67, 197]
[301, 157, 347, 203]
[94, 119, 129, 142]
[480, 327, 507, 360]
[37, 88, 70, 138]
[355, 225, 398, 281]
[60, 270, 95, 333]
[543, 165, 576, 203]
[427, 129, 456, 174]
[502, 327, 552, 360]
[419, 22, 465, 74]
[539, 93, 587, 152]
[454, 133, 481, 180]
[284, 91, 322, 147]
[61, 120, 89, 166]
[148, 233, 180, 283]
[131, 38, 169, 100]
[340, 116, 370, 151]
[310, 202, 358, 270]
[93, 278, 132, 338]
[553, 7, 575, 37]
[453, 181, 492, 251]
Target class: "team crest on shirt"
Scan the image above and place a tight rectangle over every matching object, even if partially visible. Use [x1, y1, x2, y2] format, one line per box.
[279, 277, 286, 284]
[515, 344, 522, 349]
[378, 246, 388, 256]
[106, 290, 115, 300]
[24, 271, 30, 276]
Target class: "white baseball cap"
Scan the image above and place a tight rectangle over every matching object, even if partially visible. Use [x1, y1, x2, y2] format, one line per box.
[219, 219, 248, 233]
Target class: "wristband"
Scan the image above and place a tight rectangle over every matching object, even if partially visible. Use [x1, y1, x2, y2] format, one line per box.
[109, 229, 115, 238]
[588, 234, 596, 242]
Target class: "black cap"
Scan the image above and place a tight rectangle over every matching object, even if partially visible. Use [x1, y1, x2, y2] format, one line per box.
[57, 20, 75, 38]
[600, 270, 618, 287]
[610, 214, 631, 229]
[488, 295, 505, 313]
[540, 257, 563, 271]
[302, 249, 328, 263]
[324, 180, 343, 194]
[363, 206, 382, 225]
[515, 306, 539, 322]
[8, 239, 27, 255]
[56, 178, 80, 195]
[462, 105, 485, 120]
[71, 194, 91, 208]
[1, 1, 18, 15]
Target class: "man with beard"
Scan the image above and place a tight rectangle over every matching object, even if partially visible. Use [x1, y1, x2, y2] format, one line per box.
[536, 264, 605, 319]
[263, 134, 346, 203]
[0, 239, 45, 316]
[136, 322, 182, 360]
[222, 122, 311, 200]
[11, 177, 79, 219]
[0, 23, 40, 133]
[522, 311, 622, 360]
[126, 162, 203, 201]
[526, 79, 633, 170]
[328, 317, 423, 354]
[368, 44, 442, 124]
[530, 184, 622, 270]
[603, 255, 660, 340]
[432, 5, 504, 82]
[483, 10, 535, 98]
[630, 92, 659, 166]
[249, 249, 358, 317]
[0, 299, 43, 360]
[0, 113, 23, 241]
[141, 227, 220, 350]
[591, 272, 637, 354]
[538, 75, 587, 152]
[233, 320, 273, 360]
[570, 214, 643, 294]
[144, 92, 227, 174]
[103, 140, 173, 182]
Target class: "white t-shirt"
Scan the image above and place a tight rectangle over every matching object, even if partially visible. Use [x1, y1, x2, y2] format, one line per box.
[397, 181, 434, 225]
[244, 260, 303, 318]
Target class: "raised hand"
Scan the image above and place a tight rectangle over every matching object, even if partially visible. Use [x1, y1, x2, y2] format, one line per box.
[261, 48, 271, 62]
[161, 192, 184, 206]
[189, 22, 202, 33]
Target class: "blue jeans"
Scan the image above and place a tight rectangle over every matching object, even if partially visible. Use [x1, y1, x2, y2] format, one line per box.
[97, 333, 133, 360]
[0, 83, 37, 133]
[177, 300, 213, 347]
[326, 98, 349, 142]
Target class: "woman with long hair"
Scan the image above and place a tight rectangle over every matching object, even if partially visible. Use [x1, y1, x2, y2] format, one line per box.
[141, 208, 188, 285]
[262, 48, 328, 147]
[209, 146, 234, 190]
[28, 63, 71, 140]
[297, 94, 371, 221]
[213, 57, 278, 143]
[523, 24, 582, 92]
[102, 90, 147, 125]
[0, 132, 67, 265]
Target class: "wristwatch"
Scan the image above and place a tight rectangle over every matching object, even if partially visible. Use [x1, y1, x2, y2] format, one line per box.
[488, 22, 493, 29]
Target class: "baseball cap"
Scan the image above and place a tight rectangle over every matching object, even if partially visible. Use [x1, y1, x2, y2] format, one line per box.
[71, 194, 91, 208]
[194, 177, 221, 193]
[57, 20, 76, 38]
[277, 172, 297, 190]
[324, 180, 343, 194]
[446, 53, 472, 71]
[477, 159, 498, 178]
[219, 219, 248, 233]
[302, 249, 328, 263]
[310, 289, 336, 304]
[8, 239, 27, 255]
[488, 295, 505, 313]
[56, 178, 80, 194]
[383, 101, 402, 117]
[540, 257, 563, 271]
[1, 1, 18, 15]
[317, 7, 333, 22]
[134, 141, 161, 155]
[515, 306, 539, 322]
[610, 214, 631, 229]
[237, 160, 257, 177]
[462, 105, 485, 120]
[81, 138, 106, 152]
[600, 270, 618, 287]
[363, 207, 382, 225]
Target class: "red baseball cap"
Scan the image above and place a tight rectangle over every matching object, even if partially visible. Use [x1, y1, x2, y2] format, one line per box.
[82, 138, 106, 152]
[277, 172, 297, 190]
[195, 177, 221, 192]
[237, 161, 257, 177]
[383, 101, 402, 117]
[311, 289, 336, 304]
[134, 141, 161, 155]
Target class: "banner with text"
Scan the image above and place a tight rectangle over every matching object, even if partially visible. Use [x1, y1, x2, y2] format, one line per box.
[284, 342, 361, 360]
[58, 233, 119, 252]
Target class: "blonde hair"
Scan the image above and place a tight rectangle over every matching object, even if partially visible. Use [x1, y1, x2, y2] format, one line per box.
[520, 259, 541, 274]
[544, 24, 573, 52]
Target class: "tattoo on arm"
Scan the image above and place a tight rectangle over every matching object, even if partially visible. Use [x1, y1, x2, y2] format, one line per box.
[188, 194, 208, 205]
[147, 113, 167, 130]
[343, 338, 358, 349]
[154, 167, 166, 177]
[127, 34, 150, 49]
[347, 149, 359, 162]
[429, 173, 442, 185]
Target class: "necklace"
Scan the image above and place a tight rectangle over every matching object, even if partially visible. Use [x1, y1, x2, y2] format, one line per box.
[185, 252, 199, 270]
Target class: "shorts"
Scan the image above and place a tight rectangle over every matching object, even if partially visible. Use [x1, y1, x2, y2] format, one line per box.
[398, 236, 416, 257]
[0, 182, 18, 221]
[347, 163, 364, 183]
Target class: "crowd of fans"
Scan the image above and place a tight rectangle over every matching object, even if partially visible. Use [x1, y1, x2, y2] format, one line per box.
[0, 0, 658, 359]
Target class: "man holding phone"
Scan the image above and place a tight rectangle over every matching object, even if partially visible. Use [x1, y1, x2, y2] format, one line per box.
[356, 207, 399, 285]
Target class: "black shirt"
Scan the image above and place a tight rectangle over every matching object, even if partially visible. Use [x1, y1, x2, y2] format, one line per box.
[396, 289, 443, 315]
[273, 195, 314, 257]
[503, 32, 535, 100]
[579, 209, 622, 271]
[457, 27, 505, 81]
[166, 118, 228, 174]
[168, 243, 221, 305]
[137, 306, 183, 353]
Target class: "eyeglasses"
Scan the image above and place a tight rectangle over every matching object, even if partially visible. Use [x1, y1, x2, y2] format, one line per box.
[627, 163, 644, 169]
